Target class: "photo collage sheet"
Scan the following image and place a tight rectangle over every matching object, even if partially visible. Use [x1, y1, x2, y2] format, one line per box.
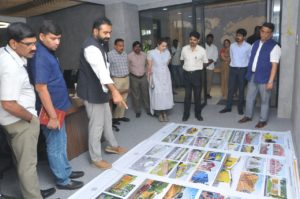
[72, 123, 299, 199]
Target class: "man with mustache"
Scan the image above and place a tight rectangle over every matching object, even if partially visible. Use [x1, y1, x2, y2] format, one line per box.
[180, 31, 208, 122]
[239, 22, 281, 128]
[0, 22, 55, 199]
[77, 17, 127, 169]
[29, 20, 84, 190]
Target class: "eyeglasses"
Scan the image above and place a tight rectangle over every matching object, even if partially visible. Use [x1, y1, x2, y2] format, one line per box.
[19, 41, 37, 47]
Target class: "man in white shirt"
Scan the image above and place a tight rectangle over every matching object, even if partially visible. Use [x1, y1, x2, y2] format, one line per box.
[77, 17, 127, 169]
[180, 31, 208, 122]
[0, 22, 50, 199]
[239, 22, 281, 128]
[205, 34, 218, 99]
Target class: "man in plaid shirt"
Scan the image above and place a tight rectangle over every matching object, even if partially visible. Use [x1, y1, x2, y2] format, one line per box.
[108, 38, 130, 123]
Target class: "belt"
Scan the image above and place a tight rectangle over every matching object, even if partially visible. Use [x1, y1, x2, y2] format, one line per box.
[184, 69, 201, 74]
[230, 66, 247, 69]
[112, 75, 129, 78]
[130, 73, 145, 79]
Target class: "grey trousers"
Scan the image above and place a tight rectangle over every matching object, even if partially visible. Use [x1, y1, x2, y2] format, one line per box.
[129, 74, 150, 114]
[3, 117, 42, 199]
[84, 101, 118, 161]
[245, 75, 271, 122]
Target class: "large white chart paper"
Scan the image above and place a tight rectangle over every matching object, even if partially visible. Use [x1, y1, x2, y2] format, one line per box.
[70, 123, 300, 199]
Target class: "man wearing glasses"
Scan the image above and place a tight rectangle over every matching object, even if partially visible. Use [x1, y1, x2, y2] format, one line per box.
[0, 22, 55, 199]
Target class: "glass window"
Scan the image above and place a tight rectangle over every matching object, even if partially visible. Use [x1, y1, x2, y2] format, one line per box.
[139, 5, 193, 52]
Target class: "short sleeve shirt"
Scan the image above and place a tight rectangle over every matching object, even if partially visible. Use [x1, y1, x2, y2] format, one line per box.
[29, 42, 71, 111]
[107, 49, 129, 77]
[128, 51, 147, 76]
[180, 45, 208, 71]
[0, 45, 37, 125]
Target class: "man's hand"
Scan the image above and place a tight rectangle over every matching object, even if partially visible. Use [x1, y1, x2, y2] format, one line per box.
[266, 82, 273, 90]
[47, 117, 60, 129]
[111, 90, 128, 109]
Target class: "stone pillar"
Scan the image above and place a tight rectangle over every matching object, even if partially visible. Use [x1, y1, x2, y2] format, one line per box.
[278, 0, 299, 118]
[292, 0, 300, 167]
[105, 2, 140, 53]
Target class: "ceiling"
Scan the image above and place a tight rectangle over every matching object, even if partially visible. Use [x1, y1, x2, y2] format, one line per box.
[0, 0, 192, 17]
[0, 0, 82, 17]
[0, 0, 252, 18]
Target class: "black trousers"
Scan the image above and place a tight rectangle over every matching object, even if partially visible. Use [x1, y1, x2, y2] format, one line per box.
[183, 70, 202, 117]
[226, 67, 247, 110]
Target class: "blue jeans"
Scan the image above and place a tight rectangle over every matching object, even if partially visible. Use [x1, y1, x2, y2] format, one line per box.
[42, 122, 72, 185]
[226, 67, 247, 110]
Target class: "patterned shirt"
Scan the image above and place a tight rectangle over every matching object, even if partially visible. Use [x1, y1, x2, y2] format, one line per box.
[107, 49, 129, 77]
[128, 51, 147, 76]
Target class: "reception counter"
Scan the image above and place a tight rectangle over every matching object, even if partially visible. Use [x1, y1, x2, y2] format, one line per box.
[65, 97, 89, 160]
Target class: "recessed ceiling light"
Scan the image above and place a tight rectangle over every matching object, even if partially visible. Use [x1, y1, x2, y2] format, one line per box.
[177, 12, 182, 15]
[0, 22, 10, 28]
[162, 8, 168, 11]
[188, 15, 192, 18]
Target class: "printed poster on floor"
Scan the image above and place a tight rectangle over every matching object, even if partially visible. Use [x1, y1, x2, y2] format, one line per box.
[70, 123, 300, 199]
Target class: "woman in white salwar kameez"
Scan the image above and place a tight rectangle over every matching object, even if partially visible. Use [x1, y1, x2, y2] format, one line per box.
[147, 38, 174, 122]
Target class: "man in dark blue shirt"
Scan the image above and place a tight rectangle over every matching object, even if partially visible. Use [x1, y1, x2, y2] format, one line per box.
[29, 20, 84, 190]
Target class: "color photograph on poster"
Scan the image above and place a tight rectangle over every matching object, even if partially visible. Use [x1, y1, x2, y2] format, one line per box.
[105, 174, 136, 197]
[130, 156, 160, 172]
[128, 179, 169, 199]
[236, 172, 264, 195]
[264, 176, 287, 199]
[163, 184, 199, 199]
[150, 160, 178, 176]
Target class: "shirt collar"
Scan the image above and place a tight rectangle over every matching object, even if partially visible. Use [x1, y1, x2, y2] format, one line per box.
[37, 41, 56, 55]
[189, 45, 199, 51]
[5, 44, 27, 66]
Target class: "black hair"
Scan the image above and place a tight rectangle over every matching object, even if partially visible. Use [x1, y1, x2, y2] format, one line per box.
[236, 28, 247, 37]
[39, 20, 62, 35]
[114, 38, 124, 45]
[7, 22, 35, 42]
[132, 41, 141, 48]
[189, 31, 200, 39]
[223, 39, 231, 44]
[157, 37, 168, 45]
[172, 39, 178, 44]
[206, 33, 214, 39]
[262, 22, 275, 32]
[92, 17, 112, 30]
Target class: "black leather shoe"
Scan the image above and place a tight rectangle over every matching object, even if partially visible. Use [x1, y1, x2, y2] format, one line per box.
[70, 171, 84, 179]
[146, 112, 153, 116]
[196, 115, 203, 121]
[56, 180, 83, 190]
[41, 187, 56, 198]
[0, 193, 16, 199]
[238, 109, 244, 115]
[119, 117, 130, 122]
[136, 113, 141, 118]
[206, 94, 212, 99]
[182, 114, 189, 121]
[112, 119, 120, 125]
[219, 108, 231, 113]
